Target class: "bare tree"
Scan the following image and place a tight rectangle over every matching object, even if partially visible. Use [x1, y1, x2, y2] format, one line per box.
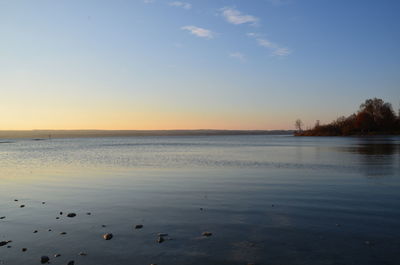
[295, 119, 303, 132]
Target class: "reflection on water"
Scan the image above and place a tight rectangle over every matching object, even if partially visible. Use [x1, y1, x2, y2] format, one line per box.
[0, 135, 399, 265]
[335, 136, 400, 177]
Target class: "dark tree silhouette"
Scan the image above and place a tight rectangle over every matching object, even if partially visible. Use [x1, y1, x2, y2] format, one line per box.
[295, 98, 400, 136]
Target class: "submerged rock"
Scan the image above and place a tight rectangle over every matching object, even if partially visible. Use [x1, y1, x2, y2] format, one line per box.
[202, 232, 212, 237]
[103, 233, 113, 240]
[67, 213, 76, 218]
[40, 256, 50, 264]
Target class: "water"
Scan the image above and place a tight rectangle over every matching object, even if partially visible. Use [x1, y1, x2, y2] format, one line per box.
[0, 135, 399, 265]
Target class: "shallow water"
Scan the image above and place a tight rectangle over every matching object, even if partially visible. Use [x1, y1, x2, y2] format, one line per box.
[0, 135, 399, 265]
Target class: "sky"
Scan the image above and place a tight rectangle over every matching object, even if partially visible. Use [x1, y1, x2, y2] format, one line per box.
[0, 0, 399, 130]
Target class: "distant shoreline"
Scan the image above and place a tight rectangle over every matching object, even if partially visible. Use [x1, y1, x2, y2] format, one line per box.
[0, 130, 294, 139]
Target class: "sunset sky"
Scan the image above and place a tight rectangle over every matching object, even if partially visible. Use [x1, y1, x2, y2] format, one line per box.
[1, 0, 399, 130]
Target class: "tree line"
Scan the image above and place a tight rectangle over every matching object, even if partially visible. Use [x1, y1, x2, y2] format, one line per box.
[295, 98, 400, 136]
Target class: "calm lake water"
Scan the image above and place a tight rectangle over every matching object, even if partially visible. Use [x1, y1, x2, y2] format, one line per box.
[0, 135, 399, 265]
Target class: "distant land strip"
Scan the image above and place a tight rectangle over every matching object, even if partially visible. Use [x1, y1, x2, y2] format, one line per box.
[0, 130, 294, 139]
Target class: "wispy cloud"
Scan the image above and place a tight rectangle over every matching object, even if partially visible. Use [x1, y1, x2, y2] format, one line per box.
[169, 1, 192, 10]
[181, 26, 214, 39]
[257, 38, 291, 56]
[229, 52, 246, 62]
[221, 7, 259, 26]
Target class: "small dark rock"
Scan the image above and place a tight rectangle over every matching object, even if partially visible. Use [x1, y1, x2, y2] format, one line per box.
[54, 254, 61, 257]
[202, 232, 212, 237]
[42, 202, 45, 204]
[86, 212, 91, 215]
[135, 224, 143, 229]
[101, 224, 107, 227]
[56, 217, 60, 219]
[48, 229, 52, 232]
[157, 236, 164, 243]
[14, 199, 18, 202]
[20, 205, 25, 208]
[200, 207, 203, 211]
[0, 216, 5, 219]
[6, 245, 11, 248]
[67, 213, 76, 218]
[67, 261, 75, 265]
[103, 233, 113, 240]
[0, 241, 9, 247]
[22, 248, 27, 252]
[79, 252, 87, 256]
[60, 212, 63, 215]
[40, 256, 50, 264]
[60, 232, 67, 235]
[33, 230, 38, 233]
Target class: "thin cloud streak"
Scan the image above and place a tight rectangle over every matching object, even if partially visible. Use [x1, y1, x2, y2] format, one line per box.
[181, 26, 214, 39]
[229, 52, 246, 62]
[169, 1, 192, 10]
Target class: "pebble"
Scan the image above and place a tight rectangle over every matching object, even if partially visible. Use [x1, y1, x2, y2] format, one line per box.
[202, 232, 212, 237]
[48, 229, 52, 232]
[40, 256, 49, 264]
[33, 230, 38, 233]
[0, 241, 10, 247]
[20, 205, 25, 208]
[22, 248, 27, 252]
[60, 232, 67, 235]
[157, 236, 164, 243]
[103, 233, 113, 240]
[56, 217, 60, 219]
[0, 216, 5, 219]
[42, 202, 46, 204]
[86, 212, 91, 215]
[54, 254, 61, 258]
[67, 261, 75, 265]
[60, 212, 63, 215]
[135, 224, 143, 229]
[6, 246, 11, 248]
[67, 213, 76, 218]
[101, 224, 107, 228]
[14, 199, 18, 202]
[79, 252, 87, 256]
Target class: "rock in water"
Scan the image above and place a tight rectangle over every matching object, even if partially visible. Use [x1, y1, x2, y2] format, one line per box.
[103, 233, 113, 240]
[79, 252, 87, 256]
[40, 256, 50, 264]
[67, 261, 75, 265]
[20, 205, 25, 208]
[0, 216, 5, 219]
[135, 224, 143, 229]
[202, 232, 212, 237]
[67, 213, 76, 218]
[22, 248, 27, 252]
[54, 254, 61, 257]
[0, 241, 9, 247]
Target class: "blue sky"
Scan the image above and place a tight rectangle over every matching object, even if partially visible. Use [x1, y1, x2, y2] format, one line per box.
[0, 0, 399, 130]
